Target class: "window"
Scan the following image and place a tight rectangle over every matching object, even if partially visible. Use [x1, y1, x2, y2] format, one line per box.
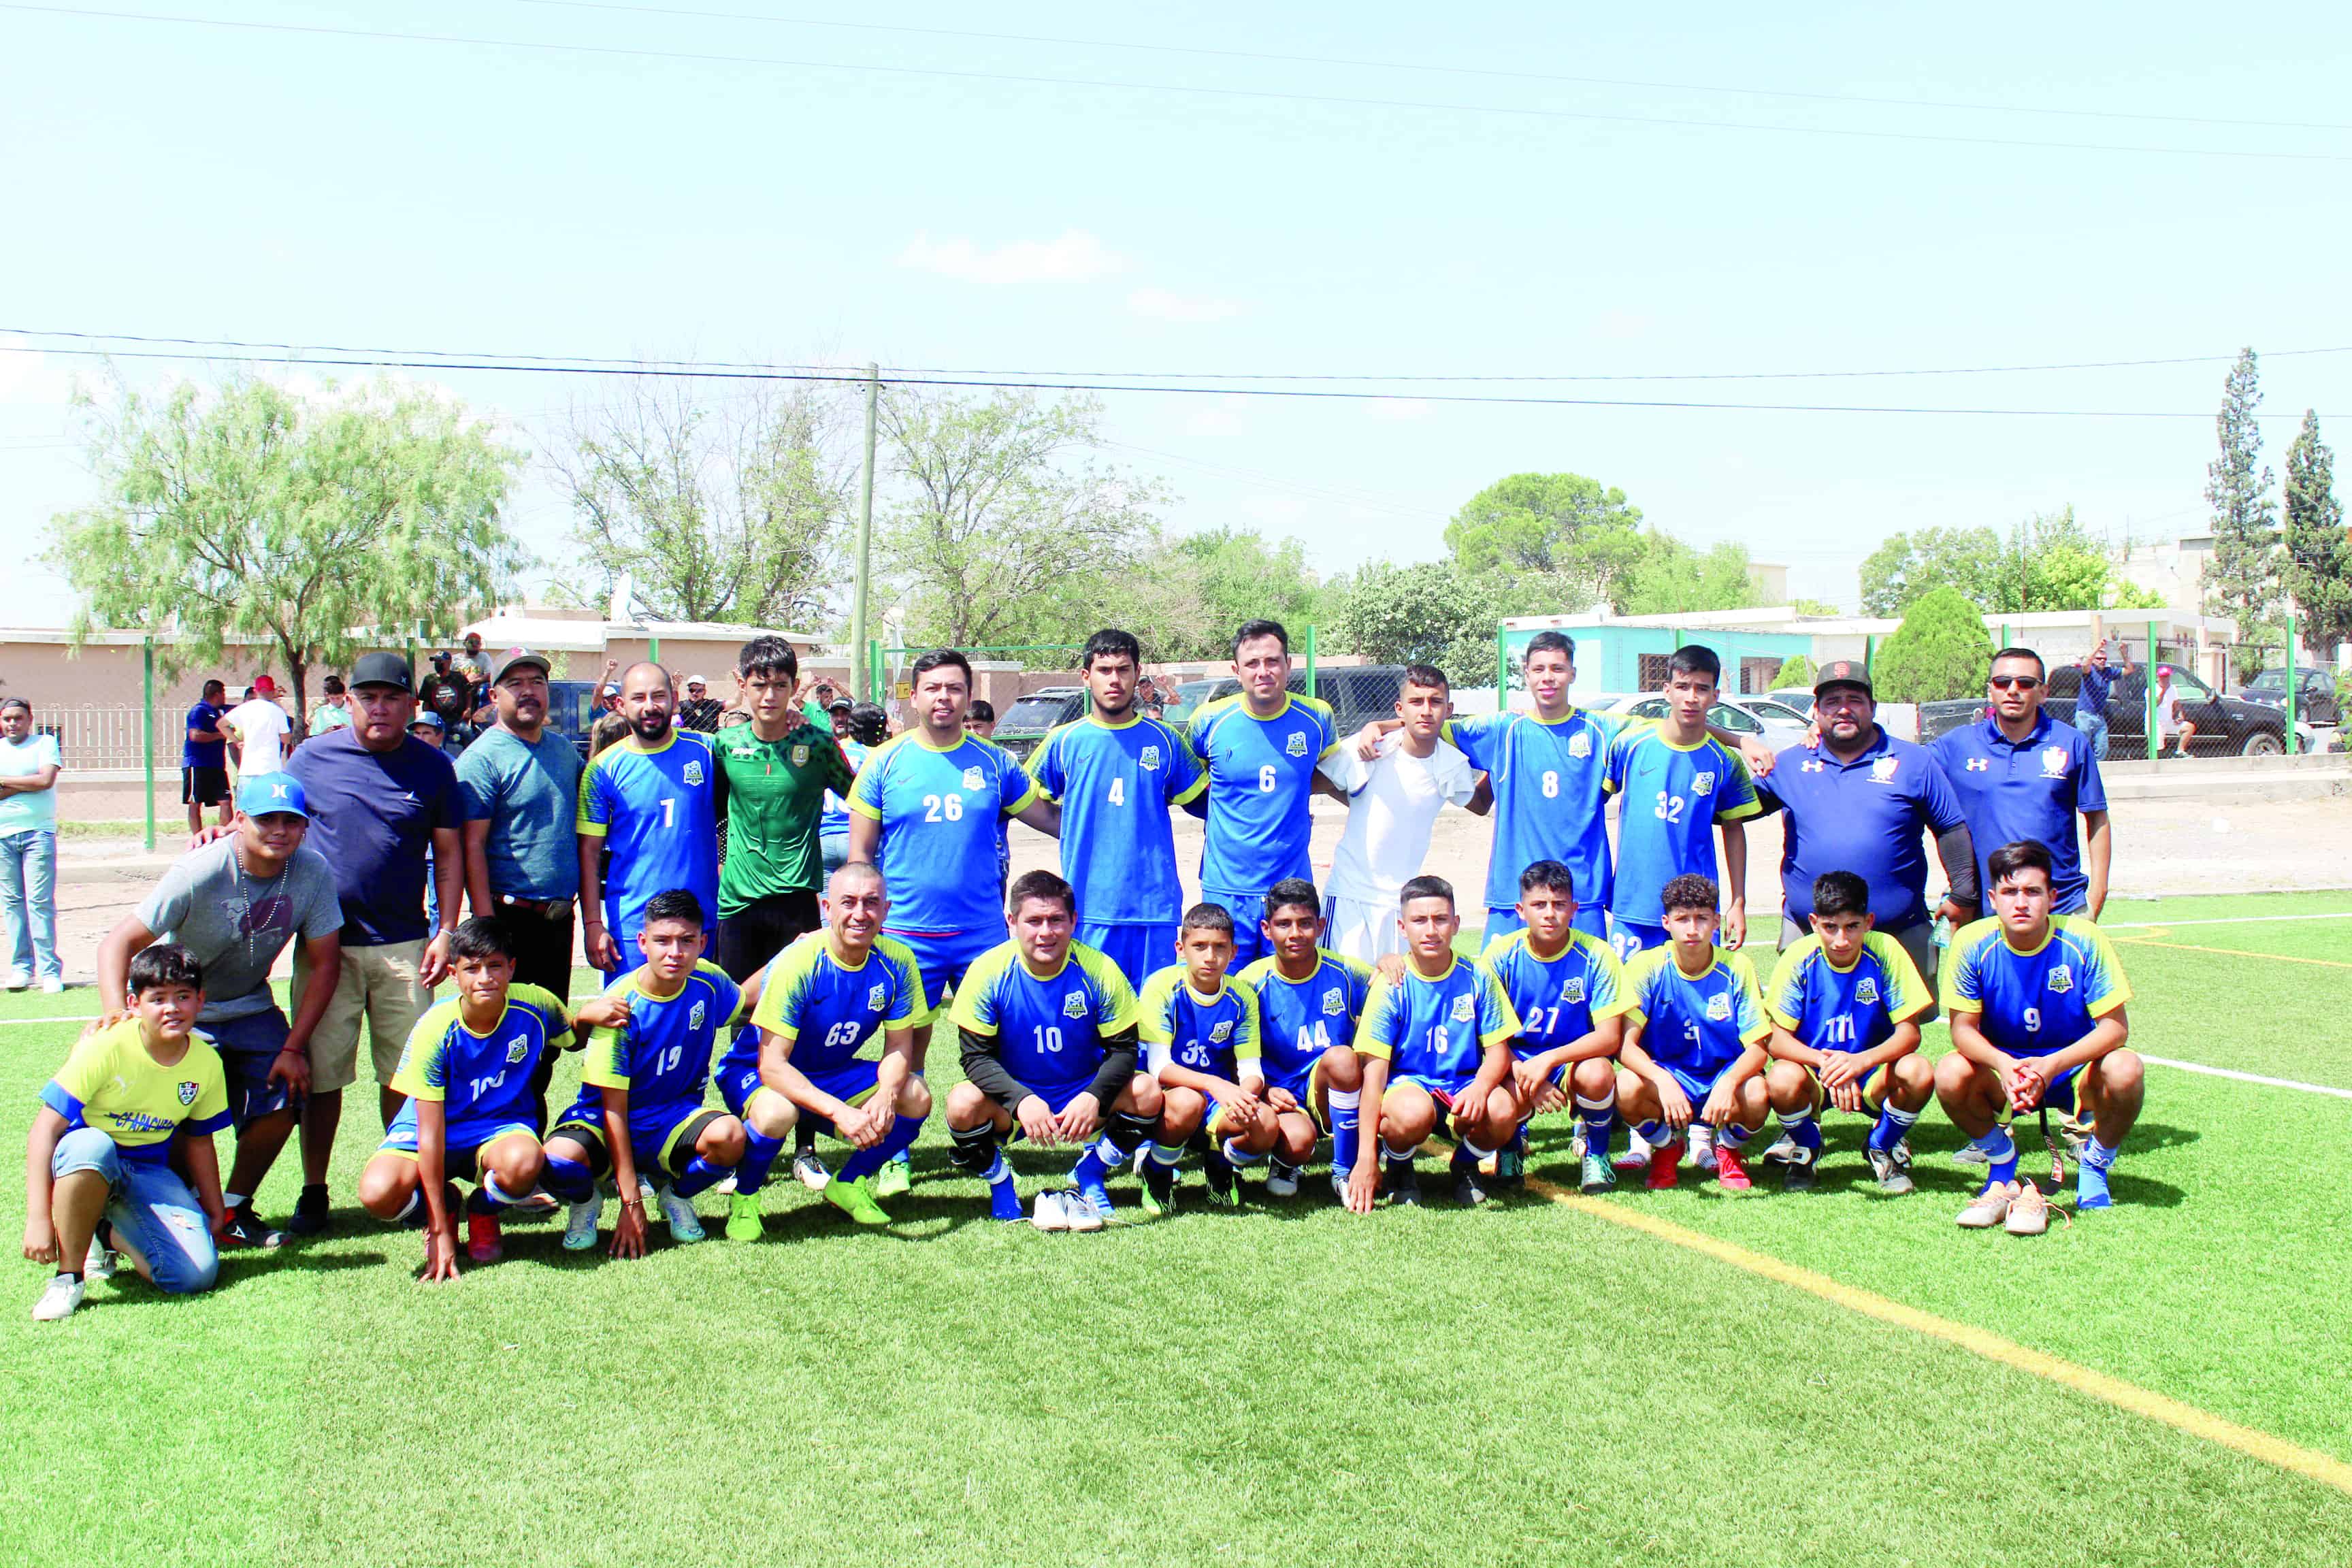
[1708, 702, 1762, 734]
[1740, 657, 1779, 696]
[1627, 698, 1668, 719]
[1637, 654, 1671, 691]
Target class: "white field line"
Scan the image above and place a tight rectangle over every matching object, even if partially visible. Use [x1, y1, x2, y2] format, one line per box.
[2103, 911, 2352, 930]
[2140, 1056, 2352, 1100]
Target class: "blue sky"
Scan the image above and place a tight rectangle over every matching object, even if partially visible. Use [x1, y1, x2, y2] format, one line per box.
[4, 1, 2349, 626]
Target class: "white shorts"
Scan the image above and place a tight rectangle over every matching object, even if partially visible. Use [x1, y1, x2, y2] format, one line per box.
[1322, 894, 1404, 964]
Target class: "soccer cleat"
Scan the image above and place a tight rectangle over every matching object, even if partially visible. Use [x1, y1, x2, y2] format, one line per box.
[1759, 1132, 1801, 1165]
[1615, 1127, 1654, 1172]
[1645, 1143, 1684, 1191]
[792, 1152, 831, 1191]
[31, 1273, 84, 1322]
[562, 1197, 604, 1251]
[83, 1235, 114, 1283]
[1453, 1169, 1488, 1207]
[1383, 1161, 1423, 1207]
[1867, 1146, 1914, 1196]
[1494, 1147, 1525, 1188]
[1893, 1137, 1913, 1166]
[1688, 1124, 1718, 1174]
[1715, 1143, 1753, 1192]
[655, 1183, 706, 1243]
[1780, 1147, 1816, 1192]
[1952, 1139, 1991, 1168]
[1203, 1153, 1240, 1209]
[823, 1175, 892, 1226]
[1061, 1189, 1106, 1232]
[1265, 1158, 1301, 1198]
[222, 1203, 284, 1250]
[284, 1183, 332, 1237]
[1030, 1190, 1072, 1232]
[1139, 1160, 1176, 1217]
[710, 1173, 738, 1197]
[465, 1211, 504, 1264]
[724, 1192, 764, 1241]
[1579, 1150, 1616, 1194]
[1956, 1181, 2016, 1229]
[874, 1155, 912, 1200]
[2004, 1179, 2051, 1236]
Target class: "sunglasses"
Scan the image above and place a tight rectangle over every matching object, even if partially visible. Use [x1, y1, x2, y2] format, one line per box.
[1988, 675, 2042, 690]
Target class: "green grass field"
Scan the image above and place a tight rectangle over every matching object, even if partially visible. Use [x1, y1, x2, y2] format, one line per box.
[4, 891, 2349, 1567]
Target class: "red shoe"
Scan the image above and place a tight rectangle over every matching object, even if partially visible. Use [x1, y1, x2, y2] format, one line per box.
[1716, 1143, 1753, 1191]
[1645, 1143, 1684, 1190]
[466, 1211, 504, 1264]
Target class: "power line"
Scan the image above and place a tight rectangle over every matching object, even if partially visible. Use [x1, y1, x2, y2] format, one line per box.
[6, 4, 2347, 164]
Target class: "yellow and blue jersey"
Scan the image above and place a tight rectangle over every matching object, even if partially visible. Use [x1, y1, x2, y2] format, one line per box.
[581, 961, 746, 1110]
[41, 1019, 230, 1162]
[391, 984, 572, 1129]
[1622, 948, 1769, 1081]
[1443, 708, 1638, 915]
[1359, 957, 1520, 1083]
[949, 941, 1138, 1089]
[1185, 693, 1338, 897]
[1137, 964, 1260, 1081]
[1027, 713, 1205, 928]
[849, 730, 1036, 936]
[1240, 949, 1373, 1085]
[725, 932, 926, 1081]
[1603, 728, 1761, 926]
[576, 732, 723, 941]
[1480, 928, 1629, 1058]
[1765, 932, 1931, 1054]
[1940, 915, 2130, 1059]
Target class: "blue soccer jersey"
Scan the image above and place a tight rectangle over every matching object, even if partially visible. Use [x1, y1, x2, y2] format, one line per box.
[1931, 714, 2110, 915]
[1764, 932, 1931, 1054]
[1480, 928, 1630, 1059]
[1027, 713, 1205, 929]
[579, 961, 745, 1111]
[1621, 948, 1769, 1084]
[1359, 958, 1520, 1085]
[576, 732, 723, 945]
[1444, 708, 1637, 917]
[1137, 964, 1260, 1082]
[1940, 915, 2130, 1060]
[1186, 693, 1339, 898]
[849, 730, 1038, 938]
[721, 932, 926, 1082]
[949, 941, 1139, 1092]
[1604, 729, 1761, 926]
[1240, 949, 1373, 1088]
[389, 985, 572, 1132]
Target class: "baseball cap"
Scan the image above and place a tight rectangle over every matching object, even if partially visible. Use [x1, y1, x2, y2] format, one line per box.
[685, 674, 709, 687]
[827, 694, 853, 713]
[251, 675, 279, 696]
[1813, 659, 1873, 696]
[490, 647, 551, 685]
[349, 651, 414, 692]
[409, 710, 445, 731]
[235, 774, 310, 820]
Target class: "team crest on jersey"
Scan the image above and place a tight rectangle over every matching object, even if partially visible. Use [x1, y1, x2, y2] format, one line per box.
[683, 760, 704, 786]
[504, 1035, 529, 1064]
[2041, 746, 2070, 778]
[1965, 757, 1991, 772]
[1800, 759, 1826, 773]
[1705, 993, 1733, 1022]
[689, 1000, 706, 1032]
[1563, 977, 1587, 1005]
[1285, 732, 1309, 758]
[176, 1080, 199, 1105]
[1062, 991, 1089, 1019]
[1209, 1019, 1232, 1043]
[867, 983, 887, 1011]
[1450, 992, 1476, 1024]
[2046, 964, 2074, 994]
[791, 745, 811, 768]
[1569, 734, 1592, 759]
[962, 766, 985, 791]
[1692, 772, 1716, 797]
[1857, 977, 1880, 1005]
[1321, 987, 1346, 1017]
[1870, 756, 1900, 783]
[1139, 745, 1162, 772]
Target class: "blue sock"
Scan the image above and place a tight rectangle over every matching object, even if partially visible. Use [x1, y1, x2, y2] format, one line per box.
[1222, 1137, 1265, 1168]
[983, 1156, 1021, 1220]
[1636, 1119, 1671, 1148]
[1576, 1096, 1616, 1158]
[1982, 1129, 2018, 1191]
[735, 1130, 785, 1196]
[2076, 1137, 2119, 1207]
[1720, 1122, 1755, 1149]
[1869, 1104, 1919, 1155]
[466, 1184, 502, 1216]
[673, 1156, 728, 1199]
[1780, 1108, 1823, 1154]
[542, 1154, 595, 1203]
[1327, 1090, 1360, 1175]
[840, 1113, 926, 1184]
[1070, 1148, 1109, 1192]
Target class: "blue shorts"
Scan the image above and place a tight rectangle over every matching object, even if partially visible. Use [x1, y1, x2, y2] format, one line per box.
[548, 1094, 724, 1177]
[201, 1007, 297, 1130]
[889, 926, 1000, 1019]
[1509, 1045, 1570, 1089]
[1082, 921, 1179, 992]
[1394, 1070, 1478, 1107]
[1264, 1059, 1331, 1133]
[378, 1112, 539, 1173]
[1484, 904, 1609, 943]
[1653, 1063, 1735, 1103]
[723, 1056, 885, 1139]
[2010, 1060, 2082, 1117]
[51, 1128, 218, 1295]
[1205, 891, 1275, 968]
[1607, 919, 1669, 962]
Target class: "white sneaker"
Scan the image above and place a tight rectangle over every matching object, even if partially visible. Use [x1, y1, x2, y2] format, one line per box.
[792, 1152, 830, 1191]
[562, 1197, 603, 1251]
[711, 1172, 738, 1196]
[1957, 1181, 2017, 1230]
[84, 1237, 114, 1282]
[39, 977, 65, 994]
[1031, 1190, 1074, 1232]
[1060, 1188, 1105, 1232]
[32, 1273, 83, 1321]
[1265, 1160, 1301, 1198]
[3, 971, 25, 992]
[2004, 1179, 2051, 1236]
[1759, 1133, 1801, 1165]
[655, 1183, 704, 1243]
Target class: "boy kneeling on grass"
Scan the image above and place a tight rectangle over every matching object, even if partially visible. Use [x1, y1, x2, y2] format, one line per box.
[1615, 874, 1772, 1192]
[1138, 902, 1271, 1214]
[23, 945, 232, 1322]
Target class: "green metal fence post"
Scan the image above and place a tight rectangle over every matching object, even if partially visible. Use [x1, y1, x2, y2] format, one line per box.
[1303, 624, 1317, 696]
[1496, 624, 1508, 707]
[2285, 613, 2300, 755]
[142, 636, 155, 852]
[648, 633, 661, 666]
[1864, 634, 1876, 675]
[2144, 619, 2159, 761]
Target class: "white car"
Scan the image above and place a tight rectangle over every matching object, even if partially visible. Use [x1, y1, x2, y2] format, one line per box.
[1598, 692, 1813, 752]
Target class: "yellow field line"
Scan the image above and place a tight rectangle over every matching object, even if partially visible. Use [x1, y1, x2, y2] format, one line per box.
[1528, 1179, 2352, 1497]
[2112, 929, 2352, 970]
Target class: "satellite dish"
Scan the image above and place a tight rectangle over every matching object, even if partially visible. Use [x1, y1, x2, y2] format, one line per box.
[608, 572, 635, 624]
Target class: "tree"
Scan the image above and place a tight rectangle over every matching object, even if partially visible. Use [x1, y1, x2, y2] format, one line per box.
[2204, 347, 2282, 632]
[881, 389, 1169, 649]
[2008, 506, 2113, 612]
[1612, 534, 1760, 617]
[1859, 525, 2007, 616]
[1870, 586, 1991, 703]
[1162, 527, 1328, 658]
[1337, 561, 1495, 685]
[2282, 410, 2352, 657]
[1443, 472, 1641, 574]
[1772, 655, 1818, 691]
[47, 374, 525, 717]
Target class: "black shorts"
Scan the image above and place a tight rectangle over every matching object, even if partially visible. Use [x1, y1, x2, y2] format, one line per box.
[715, 891, 822, 981]
[182, 766, 229, 806]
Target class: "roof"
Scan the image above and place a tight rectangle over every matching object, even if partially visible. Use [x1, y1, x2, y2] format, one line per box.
[460, 610, 828, 654]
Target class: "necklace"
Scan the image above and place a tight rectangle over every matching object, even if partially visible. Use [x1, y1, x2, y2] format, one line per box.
[231, 843, 293, 968]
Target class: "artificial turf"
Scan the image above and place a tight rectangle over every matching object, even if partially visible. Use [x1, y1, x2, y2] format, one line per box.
[3, 894, 2349, 1567]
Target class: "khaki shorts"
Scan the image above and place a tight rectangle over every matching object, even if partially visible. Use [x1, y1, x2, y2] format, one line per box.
[297, 939, 429, 1093]
[1778, 914, 1940, 1022]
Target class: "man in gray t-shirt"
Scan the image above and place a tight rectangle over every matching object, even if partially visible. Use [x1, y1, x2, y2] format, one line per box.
[96, 775, 343, 1245]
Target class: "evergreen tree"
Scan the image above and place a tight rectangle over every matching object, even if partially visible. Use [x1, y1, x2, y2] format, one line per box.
[2202, 348, 2281, 632]
[1872, 587, 1992, 703]
[2282, 410, 2352, 657]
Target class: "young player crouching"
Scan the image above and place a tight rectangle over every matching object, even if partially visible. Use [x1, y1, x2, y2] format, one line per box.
[1138, 904, 1272, 1213]
[1238, 878, 1373, 1201]
[1480, 860, 1629, 1194]
[1615, 875, 1771, 1192]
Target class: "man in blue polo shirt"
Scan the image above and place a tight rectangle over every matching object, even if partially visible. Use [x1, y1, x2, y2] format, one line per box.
[1931, 648, 2111, 919]
[1754, 661, 1976, 1007]
[2072, 638, 2131, 762]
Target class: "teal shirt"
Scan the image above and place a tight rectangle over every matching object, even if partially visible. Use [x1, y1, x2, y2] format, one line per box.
[456, 728, 583, 902]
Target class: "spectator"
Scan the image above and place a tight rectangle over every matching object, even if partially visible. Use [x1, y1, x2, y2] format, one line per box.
[2154, 666, 2198, 757]
[677, 676, 724, 733]
[967, 699, 998, 738]
[455, 632, 490, 692]
[2073, 638, 2131, 762]
[183, 677, 232, 834]
[818, 698, 876, 877]
[280, 652, 465, 1235]
[308, 674, 353, 739]
[0, 696, 63, 994]
[220, 676, 293, 779]
[419, 652, 473, 737]
[407, 711, 447, 749]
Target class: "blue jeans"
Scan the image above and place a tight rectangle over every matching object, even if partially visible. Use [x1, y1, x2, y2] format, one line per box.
[51, 1128, 220, 1294]
[0, 828, 58, 982]
[2078, 708, 2110, 761]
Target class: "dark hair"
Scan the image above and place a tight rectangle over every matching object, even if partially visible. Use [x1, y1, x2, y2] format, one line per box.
[322, 676, 345, 695]
[1179, 902, 1235, 937]
[1987, 839, 2054, 887]
[1262, 877, 1320, 920]
[128, 943, 203, 996]
[738, 635, 800, 683]
[1667, 644, 1721, 683]
[846, 702, 889, 746]
[911, 649, 973, 688]
[1518, 860, 1576, 898]
[1810, 870, 1870, 919]
[0, 698, 30, 717]
[968, 700, 996, 725]
[1232, 619, 1290, 657]
[1991, 647, 2046, 679]
[640, 887, 708, 930]
[1659, 872, 1719, 915]
[1401, 664, 1448, 693]
[1523, 631, 1575, 666]
[1083, 628, 1143, 671]
[202, 679, 226, 698]
[448, 917, 514, 964]
[1399, 874, 1455, 911]
[1007, 868, 1075, 916]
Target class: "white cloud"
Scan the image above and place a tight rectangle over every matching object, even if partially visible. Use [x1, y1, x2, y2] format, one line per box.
[1127, 287, 1243, 323]
[1367, 397, 1431, 423]
[896, 229, 1126, 284]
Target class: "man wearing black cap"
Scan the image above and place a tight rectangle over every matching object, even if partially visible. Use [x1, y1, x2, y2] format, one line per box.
[282, 650, 466, 1234]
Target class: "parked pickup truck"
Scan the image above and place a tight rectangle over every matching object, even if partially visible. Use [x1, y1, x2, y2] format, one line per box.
[1917, 664, 2293, 755]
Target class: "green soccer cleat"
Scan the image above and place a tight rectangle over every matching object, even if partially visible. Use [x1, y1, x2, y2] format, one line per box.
[1578, 1151, 1617, 1195]
[823, 1175, 893, 1226]
[1139, 1158, 1176, 1218]
[873, 1156, 912, 1200]
[725, 1192, 764, 1242]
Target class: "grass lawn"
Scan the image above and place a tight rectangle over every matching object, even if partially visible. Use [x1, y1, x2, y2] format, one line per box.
[2, 894, 2349, 1566]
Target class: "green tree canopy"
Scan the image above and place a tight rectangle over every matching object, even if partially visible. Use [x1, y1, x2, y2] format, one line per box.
[46, 374, 525, 715]
[1443, 472, 1641, 575]
[2204, 347, 2282, 631]
[2282, 410, 2352, 657]
[1872, 586, 1993, 703]
[1859, 525, 2008, 616]
[1773, 654, 1818, 691]
[1337, 560, 1496, 686]
[1612, 534, 1760, 617]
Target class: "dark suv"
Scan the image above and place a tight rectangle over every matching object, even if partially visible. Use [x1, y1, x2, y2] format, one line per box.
[1179, 666, 1412, 742]
[992, 687, 1088, 762]
[2241, 666, 2340, 726]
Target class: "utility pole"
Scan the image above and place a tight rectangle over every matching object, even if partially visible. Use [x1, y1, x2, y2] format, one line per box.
[852, 362, 880, 702]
